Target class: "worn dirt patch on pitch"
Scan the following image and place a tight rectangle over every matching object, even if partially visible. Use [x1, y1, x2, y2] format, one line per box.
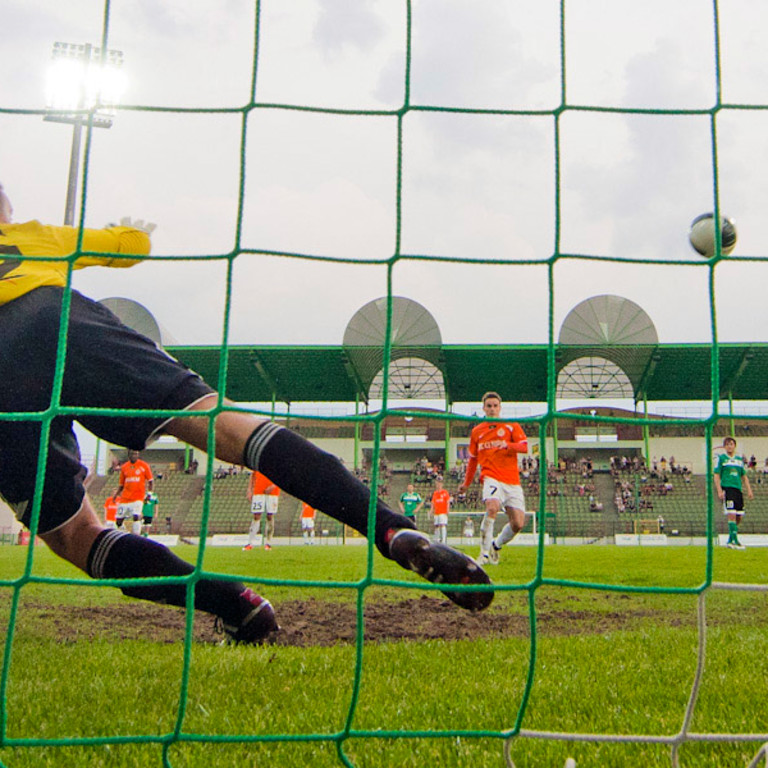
[10, 595, 692, 647]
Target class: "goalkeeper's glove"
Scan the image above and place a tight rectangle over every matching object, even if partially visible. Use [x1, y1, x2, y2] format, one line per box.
[107, 216, 157, 235]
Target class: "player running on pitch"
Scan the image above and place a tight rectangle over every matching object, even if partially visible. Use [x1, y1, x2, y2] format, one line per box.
[459, 391, 528, 565]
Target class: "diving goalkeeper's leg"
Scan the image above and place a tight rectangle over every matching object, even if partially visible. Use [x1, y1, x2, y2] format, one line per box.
[167, 399, 494, 611]
[42, 499, 278, 644]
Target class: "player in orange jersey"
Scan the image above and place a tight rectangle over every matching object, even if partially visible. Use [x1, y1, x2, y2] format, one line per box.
[300, 502, 317, 545]
[103, 494, 120, 529]
[459, 392, 528, 565]
[430, 477, 451, 544]
[244, 471, 281, 550]
[116, 450, 154, 536]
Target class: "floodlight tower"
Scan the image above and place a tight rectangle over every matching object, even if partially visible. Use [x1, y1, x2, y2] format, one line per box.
[44, 42, 126, 226]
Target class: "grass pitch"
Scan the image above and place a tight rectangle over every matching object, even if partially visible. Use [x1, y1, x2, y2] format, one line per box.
[1, 543, 767, 767]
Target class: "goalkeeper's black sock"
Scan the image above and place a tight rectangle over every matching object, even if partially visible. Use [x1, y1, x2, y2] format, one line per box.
[86, 529, 249, 626]
[243, 422, 415, 557]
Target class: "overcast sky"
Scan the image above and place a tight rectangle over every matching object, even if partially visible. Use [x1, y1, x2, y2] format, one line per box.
[2, 0, 768, 357]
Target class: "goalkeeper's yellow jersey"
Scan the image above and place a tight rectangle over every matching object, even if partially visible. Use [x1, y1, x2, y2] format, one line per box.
[0, 220, 150, 306]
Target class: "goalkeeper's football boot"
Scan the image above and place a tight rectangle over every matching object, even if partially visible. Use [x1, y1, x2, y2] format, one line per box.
[219, 588, 279, 644]
[388, 529, 493, 611]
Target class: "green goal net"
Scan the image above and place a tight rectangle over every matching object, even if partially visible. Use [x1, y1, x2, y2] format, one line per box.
[2, 1, 768, 767]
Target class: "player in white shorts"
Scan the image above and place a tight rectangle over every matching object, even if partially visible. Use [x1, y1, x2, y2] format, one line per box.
[117, 500, 143, 530]
[430, 477, 451, 544]
[300, 502, 316, 544]
[459, 392, 528, 565]
[245, 471, 281, 550]
[481, 478, 525, 517]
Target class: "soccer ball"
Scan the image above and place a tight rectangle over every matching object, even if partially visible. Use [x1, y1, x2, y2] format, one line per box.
[688, 212, 737, 257]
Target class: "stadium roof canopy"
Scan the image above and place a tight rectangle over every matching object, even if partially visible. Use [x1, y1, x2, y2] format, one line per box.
[167, 342, 768, 406]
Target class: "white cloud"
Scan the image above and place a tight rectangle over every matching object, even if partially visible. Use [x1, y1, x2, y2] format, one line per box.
[410, 0, 561, 109]
[313, 0, 386, 53]
[4, 0, 768, 352]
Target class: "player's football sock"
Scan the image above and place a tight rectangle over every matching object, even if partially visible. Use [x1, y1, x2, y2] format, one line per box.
[480, 514, 494, 554]
[131, 519, 142, 536]
[727, 521, 739, 544]
[244, 422, 415, 556]
[86, 529, 254, 627]
[248, 520, 259, 547]
[494, 523, 517, 548]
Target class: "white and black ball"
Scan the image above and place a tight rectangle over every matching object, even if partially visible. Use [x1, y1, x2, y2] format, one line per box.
[688, 213, 737, 257]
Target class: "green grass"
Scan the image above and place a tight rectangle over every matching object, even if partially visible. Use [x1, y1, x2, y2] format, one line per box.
[1, 544, 767, 767]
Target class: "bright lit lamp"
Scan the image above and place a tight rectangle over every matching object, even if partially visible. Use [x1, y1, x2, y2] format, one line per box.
[44, 42, 126, 225]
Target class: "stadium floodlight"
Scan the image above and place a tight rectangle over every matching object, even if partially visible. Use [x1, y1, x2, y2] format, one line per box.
[44, 42, 126, 225]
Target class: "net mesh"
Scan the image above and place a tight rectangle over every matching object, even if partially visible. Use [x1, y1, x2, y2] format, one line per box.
[1, 1, 767, 766]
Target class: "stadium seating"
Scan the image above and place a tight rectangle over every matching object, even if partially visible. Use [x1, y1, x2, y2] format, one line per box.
[85, 463, 768, 541]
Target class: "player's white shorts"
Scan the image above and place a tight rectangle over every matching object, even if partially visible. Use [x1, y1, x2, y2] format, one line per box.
[117, 500, 143, 520]
[301, 517, 315, 530]
[433, 513, 448, 526]
[251, 495, 279, 516]
[482, 478, 526, 512]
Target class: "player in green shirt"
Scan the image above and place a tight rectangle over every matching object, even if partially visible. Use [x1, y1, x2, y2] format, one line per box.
[141, 492, 159, 538]
[398, 484, 424, 529]
[714, 437, 754, 550]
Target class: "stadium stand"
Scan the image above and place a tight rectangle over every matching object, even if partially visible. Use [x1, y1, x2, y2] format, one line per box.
[83, 449, 768, 542]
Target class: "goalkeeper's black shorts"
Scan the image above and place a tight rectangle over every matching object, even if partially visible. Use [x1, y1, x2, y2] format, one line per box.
[0, 286, 213, 533]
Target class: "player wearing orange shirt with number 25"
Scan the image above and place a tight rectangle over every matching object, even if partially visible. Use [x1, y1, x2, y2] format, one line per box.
[459, 392, 528, 566]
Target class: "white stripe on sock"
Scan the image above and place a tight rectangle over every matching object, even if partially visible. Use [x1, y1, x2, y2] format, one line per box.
[90, 529, 129, 578]
[245, 422, 283, 470]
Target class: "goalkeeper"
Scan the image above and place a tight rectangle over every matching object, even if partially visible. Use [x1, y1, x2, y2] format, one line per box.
[0, 183, 492, 645]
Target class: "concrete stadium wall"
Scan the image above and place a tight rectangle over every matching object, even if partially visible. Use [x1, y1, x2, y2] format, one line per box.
[313, 438, 356, 466]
